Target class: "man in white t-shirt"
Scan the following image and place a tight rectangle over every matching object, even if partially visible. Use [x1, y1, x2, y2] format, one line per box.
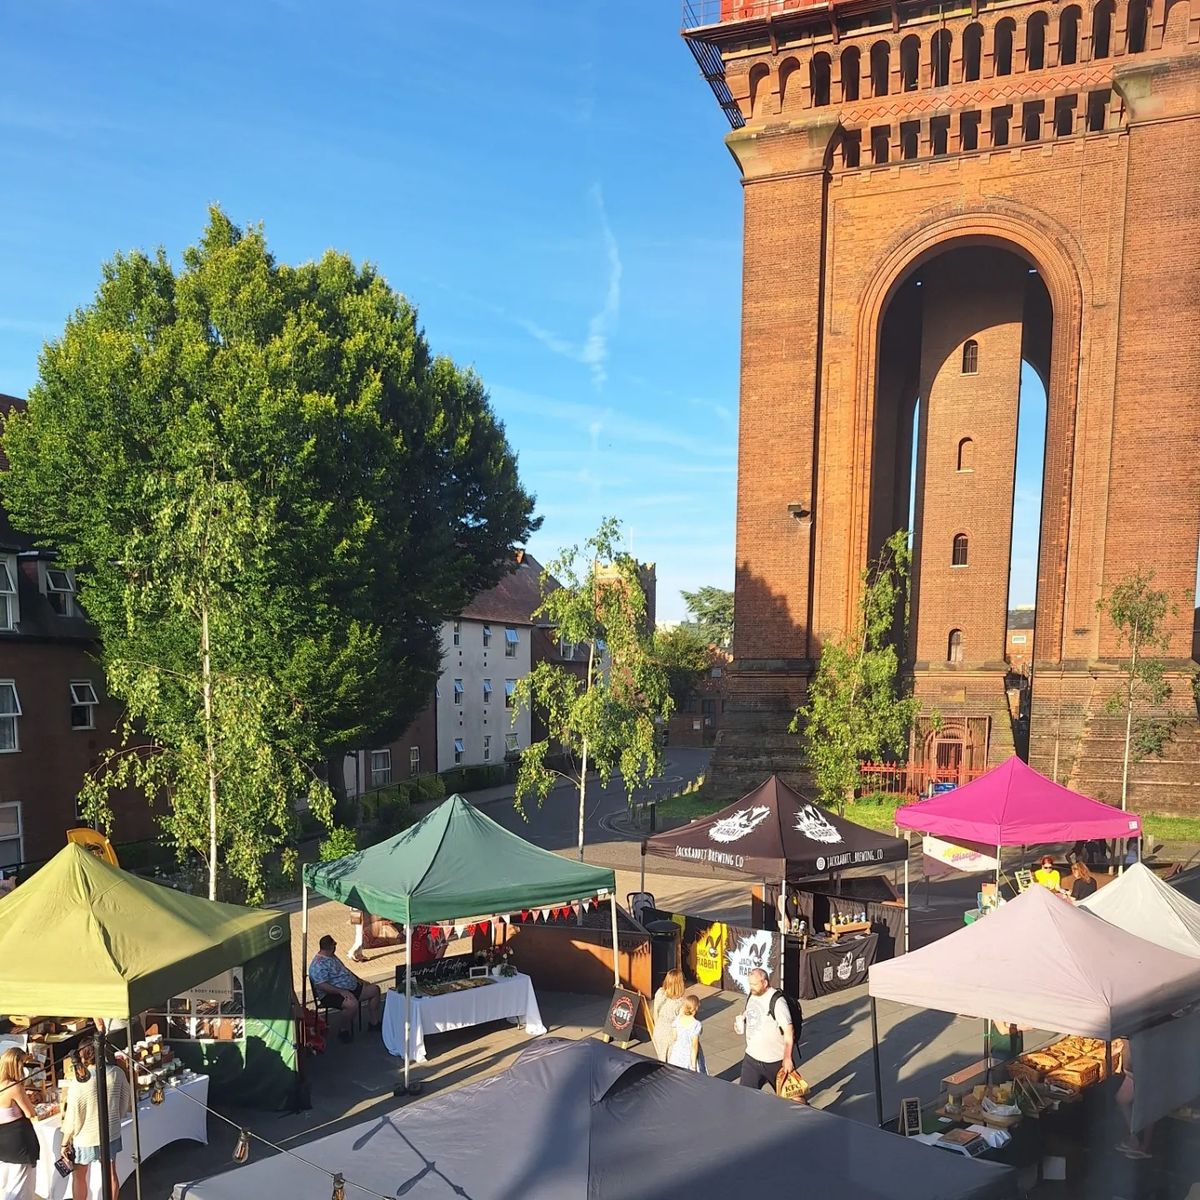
[734, 967, 793, 1091]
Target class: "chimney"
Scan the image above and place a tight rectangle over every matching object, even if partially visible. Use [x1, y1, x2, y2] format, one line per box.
[514, 548, 525, 565]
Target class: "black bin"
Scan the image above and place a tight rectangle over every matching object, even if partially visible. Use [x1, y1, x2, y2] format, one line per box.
[643, 920, 680, 993]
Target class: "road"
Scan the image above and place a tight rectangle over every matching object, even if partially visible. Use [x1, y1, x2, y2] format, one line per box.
[479, 746, 712, 869]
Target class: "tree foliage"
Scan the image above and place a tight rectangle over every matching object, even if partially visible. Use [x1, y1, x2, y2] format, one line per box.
[1, 208, 536, 896]
[1098, 570, 1189, 810]
[652, 624, 712, 709]
[792, 530, 920, 814]
[680, 585, 734, 648]
[512, 518, 673, 859]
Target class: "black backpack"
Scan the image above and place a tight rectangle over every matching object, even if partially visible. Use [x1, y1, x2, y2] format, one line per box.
[768, 989, 804, 1066]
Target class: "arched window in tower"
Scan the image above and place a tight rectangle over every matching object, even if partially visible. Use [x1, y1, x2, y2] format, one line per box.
[1027, 11, 1048, 70]
[900, 35, 921, 91]
[870, 42, 891, 98]
[952, 534, 969, 566]
[957, 437, 975, 471]
[810, 53, 832, 107]
[1092, 0, 1115, 58]
[961, 339, 979, 374]
[1127, 0, 1149, 52]
[930, 30, 952, 87]
[948, 629, 964, 663]
[994, 19, 1016, 76]
[1060, 7, 1081, 66]
[748, 62, 772, 119]
[841, 46, 861, 102]
[962, 24, 984, 81]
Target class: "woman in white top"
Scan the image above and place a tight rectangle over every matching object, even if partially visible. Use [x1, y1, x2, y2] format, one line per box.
[651, 969, 685, 1062]
[0, 1047, 39, 1200]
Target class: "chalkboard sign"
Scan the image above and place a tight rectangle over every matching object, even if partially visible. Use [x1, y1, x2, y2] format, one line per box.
[900, 1095, 923, 1137]
[599, 988, 644, 1049]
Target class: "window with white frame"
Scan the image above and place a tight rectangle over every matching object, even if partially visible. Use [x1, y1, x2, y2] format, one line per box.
[370, 749, 392, 787]
[505, 733, 519, 755]
[70, 680, 99, 730]
[559, 638, 575, 660]
[483, 734, 491, 762]
[482, 624, 492, 648]
[452, 620, 461, 646]
[482, 678, 492, 703]
[409, 746, 420, 776]
[0, 558, 16, 631]
[504, 679, 516, 709]
[0, 801, 22, 868]
[0, 682, 21, 752]
[453, 678, 464, 705]
[454, 737, 464, 765]
[46, 568, 76, 617]
[504, 627, 518, 657]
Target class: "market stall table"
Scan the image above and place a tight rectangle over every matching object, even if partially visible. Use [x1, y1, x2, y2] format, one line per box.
[788, 932, 879, 1000]
[382, 973, 546, 1063]
[35, 1072, 209, 1199]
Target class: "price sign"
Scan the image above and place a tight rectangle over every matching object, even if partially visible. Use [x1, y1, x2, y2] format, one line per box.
[900, 1095, 923, 1137]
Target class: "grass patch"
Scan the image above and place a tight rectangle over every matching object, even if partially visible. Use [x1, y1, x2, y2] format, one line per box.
[1143, 814, 1200, 844]
[846, 799, 902, 831]
[655, 788, 727, 823]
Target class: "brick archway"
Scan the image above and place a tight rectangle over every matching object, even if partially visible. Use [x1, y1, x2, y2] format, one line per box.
[844, 211, 1085, 668]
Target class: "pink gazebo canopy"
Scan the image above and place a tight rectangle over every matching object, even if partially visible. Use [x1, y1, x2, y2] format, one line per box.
[894, 755, 1142, 846]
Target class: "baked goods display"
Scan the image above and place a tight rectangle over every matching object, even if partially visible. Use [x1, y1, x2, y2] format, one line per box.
[1012, 1037, 1110, 1098]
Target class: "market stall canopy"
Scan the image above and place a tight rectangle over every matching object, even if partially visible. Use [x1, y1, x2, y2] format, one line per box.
[894, 756, 1142, 845]
[1168, 864, 1200, 906]
[172, 1037, 1018, 1200]
[0, 844, 289, 1019]
[644, 774, 908, 880]
[303, 794, 615, 926]
[1080, 862, 1200, 957]
[869, 882, 1200, 1037]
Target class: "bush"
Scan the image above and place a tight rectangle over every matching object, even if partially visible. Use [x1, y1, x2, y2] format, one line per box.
[440, 767, 467, 795]
[375, 791, 414, 836]
[413, 773, 445, 803]
[318, 825, 358, 861]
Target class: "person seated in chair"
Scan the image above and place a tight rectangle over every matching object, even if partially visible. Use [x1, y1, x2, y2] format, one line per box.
[309, 934, 382, 1040]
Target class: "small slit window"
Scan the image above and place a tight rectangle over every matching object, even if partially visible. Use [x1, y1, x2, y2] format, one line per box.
[957, 438, 975, 472]
[952, 534, 969, 566]
[961, 340, 979, 375]
[948, 629, 964, 664]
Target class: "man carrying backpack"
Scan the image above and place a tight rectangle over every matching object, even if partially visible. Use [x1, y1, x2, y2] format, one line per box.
[734, 967, 799, 1092]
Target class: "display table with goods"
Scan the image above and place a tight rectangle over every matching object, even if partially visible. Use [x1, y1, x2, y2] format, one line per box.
[33, 1051, 209, 1200]
[786, 930, 879, 1000]
[382, 970, 546, 1063]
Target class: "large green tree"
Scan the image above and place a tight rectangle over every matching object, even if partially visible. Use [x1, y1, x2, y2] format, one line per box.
[1, 209, 536, 897]
[512, 518, 672, 860]
[793, 530, 920, 814]
[680, 585, 734, 648]
[652, 624, 712, 709]
[1097, 570, 1190, 812]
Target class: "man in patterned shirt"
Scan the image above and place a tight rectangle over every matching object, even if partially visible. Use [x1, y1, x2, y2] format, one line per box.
[309, 934, 382, 1039]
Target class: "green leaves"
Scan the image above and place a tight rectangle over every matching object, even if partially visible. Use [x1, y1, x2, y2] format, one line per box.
[679, 585, 733, 648]
[2, 207, 535, 898]
[510, 519, 673, 854]
[793, 530, 919, 814]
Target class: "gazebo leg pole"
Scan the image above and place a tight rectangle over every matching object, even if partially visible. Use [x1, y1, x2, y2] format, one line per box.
[404, 922, 414, 1094]
[96, 1027, 114, 1200]
[903, 852, 910, 954]
[870, 998, 884, 1128]
[609, 893, 620, 987]
[127, 1012, 143, 1200]
[300, 883, 309, 1013]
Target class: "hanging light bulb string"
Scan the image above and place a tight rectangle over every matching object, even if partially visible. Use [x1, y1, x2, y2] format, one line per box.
[93, 1032, 407, 1200]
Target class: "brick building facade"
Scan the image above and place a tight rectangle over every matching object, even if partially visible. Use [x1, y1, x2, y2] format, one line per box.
[685, 0, 1200, 809]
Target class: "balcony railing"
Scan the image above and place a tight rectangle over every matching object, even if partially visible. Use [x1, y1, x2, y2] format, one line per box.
[682, 0, 826, 30]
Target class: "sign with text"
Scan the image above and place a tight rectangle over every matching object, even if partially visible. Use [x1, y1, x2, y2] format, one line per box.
[922, 835, 999, 875]
[600, 988, 645, 1048]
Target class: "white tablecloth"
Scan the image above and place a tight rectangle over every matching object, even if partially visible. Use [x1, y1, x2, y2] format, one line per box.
[35, 1074, 209, 1199]
[382, 973, 546, 1062]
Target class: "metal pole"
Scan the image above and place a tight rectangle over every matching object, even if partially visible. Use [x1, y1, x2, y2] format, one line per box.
[404, 922, 413, 1093]
[300, 883, 309, 1013]
[995, 844, 1002, 893]
[95, 1028, 114, 1200]
[870, 997, 884, 1128]
[639, 840, 646, 895]
[903, 851, 910, 954]
[609, 892, 620, 987]
[126, 1015, 143, 1200]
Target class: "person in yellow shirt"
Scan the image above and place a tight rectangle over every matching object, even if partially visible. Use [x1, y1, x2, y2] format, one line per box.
[1033, 855, 1061, 890]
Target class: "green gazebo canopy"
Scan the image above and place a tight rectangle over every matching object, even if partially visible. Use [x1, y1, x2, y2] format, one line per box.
[0, 844, 290, 1019]
[304, 794, 616, 925]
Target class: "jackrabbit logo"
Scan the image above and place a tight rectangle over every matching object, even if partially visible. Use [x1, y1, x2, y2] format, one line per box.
[709, 805, 771, 844]
[794, 804, 844, 845]
[836, 951, 855, 982]
[726, 931, 774, 993]
[692, 923, 726, 987]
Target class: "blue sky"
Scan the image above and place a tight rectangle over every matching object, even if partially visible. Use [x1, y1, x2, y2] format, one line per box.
[0, 2, 1050, 621]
